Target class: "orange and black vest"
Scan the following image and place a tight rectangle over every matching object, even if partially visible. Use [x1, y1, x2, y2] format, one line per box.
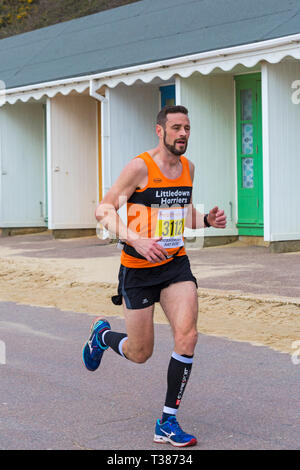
[121, 152, 193, 268]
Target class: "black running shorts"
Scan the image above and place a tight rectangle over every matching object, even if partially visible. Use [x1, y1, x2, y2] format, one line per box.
[111, 255, 198, 310]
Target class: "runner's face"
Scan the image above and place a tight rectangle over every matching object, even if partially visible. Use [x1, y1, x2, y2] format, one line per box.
[163, 113, 190, 156]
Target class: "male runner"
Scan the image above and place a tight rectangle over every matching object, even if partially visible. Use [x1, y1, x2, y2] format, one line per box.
[82, 105, 226, 447]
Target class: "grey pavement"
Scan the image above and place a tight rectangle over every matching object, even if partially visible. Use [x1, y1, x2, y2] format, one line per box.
[0, 301, 299, 450]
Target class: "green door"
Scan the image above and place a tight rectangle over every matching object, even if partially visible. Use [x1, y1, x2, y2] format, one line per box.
[235, 74, 263, 236]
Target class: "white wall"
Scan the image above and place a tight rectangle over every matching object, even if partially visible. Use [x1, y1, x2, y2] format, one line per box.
[105, 83, 160, 190]
[48, 94, 98, 229]
[179, 73, 237, 236]
[263, 61, 300, 241]
[101, 84, 160, 226]
[0, 102, 46, 227]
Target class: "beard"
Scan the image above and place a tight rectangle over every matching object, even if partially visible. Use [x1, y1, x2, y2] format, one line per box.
[163, 132, 188, 156]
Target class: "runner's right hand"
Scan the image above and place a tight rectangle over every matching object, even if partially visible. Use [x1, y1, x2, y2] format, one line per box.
[131, 237, 169, 263]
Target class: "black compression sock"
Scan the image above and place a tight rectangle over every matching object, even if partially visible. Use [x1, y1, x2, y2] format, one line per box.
[101, 330, 128, 358]
[162, 352, 193, 421]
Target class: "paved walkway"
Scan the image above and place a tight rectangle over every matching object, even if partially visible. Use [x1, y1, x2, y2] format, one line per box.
[0, 302, 299, 450]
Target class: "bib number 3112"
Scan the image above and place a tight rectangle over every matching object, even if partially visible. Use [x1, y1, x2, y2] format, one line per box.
[155, 208, 187, 249]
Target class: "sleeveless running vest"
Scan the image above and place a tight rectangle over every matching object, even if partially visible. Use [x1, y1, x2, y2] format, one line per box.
[120, 152, 193, 268]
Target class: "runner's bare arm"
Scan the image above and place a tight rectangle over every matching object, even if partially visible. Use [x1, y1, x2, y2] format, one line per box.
[185, 161, 227, 229]
[95, 157, 144, 239]
[95, 158, 169, 263]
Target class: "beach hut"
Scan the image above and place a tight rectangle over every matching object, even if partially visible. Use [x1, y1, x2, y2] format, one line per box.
[1, 0, 300, 251]
[0, 100, 46, 233]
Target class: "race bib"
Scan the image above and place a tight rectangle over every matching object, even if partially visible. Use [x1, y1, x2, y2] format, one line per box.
[155, 207, 187, 249]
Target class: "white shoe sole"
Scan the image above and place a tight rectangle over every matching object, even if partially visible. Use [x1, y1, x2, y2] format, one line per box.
[153, 434, 196, 447]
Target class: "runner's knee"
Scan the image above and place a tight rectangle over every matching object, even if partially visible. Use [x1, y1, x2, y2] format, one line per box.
[132, 349, 153, 364]
[174, 328, 198, 353]
[126, 344, 153, 364]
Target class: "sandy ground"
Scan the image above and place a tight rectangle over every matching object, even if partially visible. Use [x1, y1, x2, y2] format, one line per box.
[0, 239, 300, 357]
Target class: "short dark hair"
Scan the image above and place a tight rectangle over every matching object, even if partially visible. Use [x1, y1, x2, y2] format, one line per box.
[156, 105, 189, 128]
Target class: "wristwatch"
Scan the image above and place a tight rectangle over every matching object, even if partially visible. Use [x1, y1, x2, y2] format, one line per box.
[204, 213, 211, 228]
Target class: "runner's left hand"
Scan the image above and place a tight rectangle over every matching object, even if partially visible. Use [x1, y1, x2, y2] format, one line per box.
[207, 206, 227, 229]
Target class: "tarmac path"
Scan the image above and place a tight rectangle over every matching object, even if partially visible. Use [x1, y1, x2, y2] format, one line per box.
[0, 301, 299, 451]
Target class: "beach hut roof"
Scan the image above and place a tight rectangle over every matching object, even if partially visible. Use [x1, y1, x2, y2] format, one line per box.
[1, 0, 300, 99]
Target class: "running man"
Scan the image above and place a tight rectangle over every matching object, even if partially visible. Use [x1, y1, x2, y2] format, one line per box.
[82, 105, 227, 447]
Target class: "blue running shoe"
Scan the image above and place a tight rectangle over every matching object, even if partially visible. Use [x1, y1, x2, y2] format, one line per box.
[154, 416, 197, 447]
[82, 317, 111, 371]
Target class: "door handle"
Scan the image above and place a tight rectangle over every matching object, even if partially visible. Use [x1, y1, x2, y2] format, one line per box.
[229, 201, 233, 221]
